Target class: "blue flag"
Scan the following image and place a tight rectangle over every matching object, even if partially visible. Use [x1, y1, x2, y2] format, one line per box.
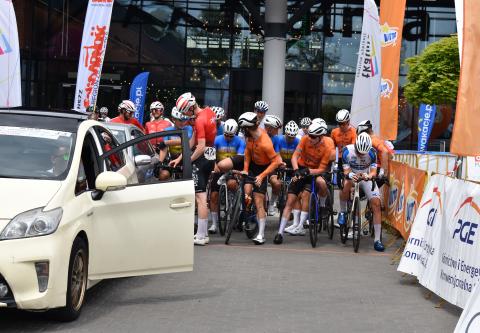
[129, 72, 150, 124]
[417, 103, 436, 152]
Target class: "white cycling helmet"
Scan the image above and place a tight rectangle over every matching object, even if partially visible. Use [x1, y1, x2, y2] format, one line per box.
[312, 117, 326, 125]
[300, 117, 312, 127]
[238, 112, 258, 127]
[355, 132, 372, 154]
[212, 106, 225, 121]
[118, 100, 136, 113]
[264, 115, 282, 129]
[336, 109, 350, 123]
[308, 122, 327, 136]
[224, 119, 238, 135]
[254, 100, 269, 113]
[284, 121, 299, 137]
[99, 107, 108, 116]
[356, 119, 373, 134]
[150, 101, 164, 111]
[171, 106, 185, 121]
[176, 92, 196, 114]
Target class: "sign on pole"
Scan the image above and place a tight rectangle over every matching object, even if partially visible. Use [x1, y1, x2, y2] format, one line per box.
[129, 72, 150, 124]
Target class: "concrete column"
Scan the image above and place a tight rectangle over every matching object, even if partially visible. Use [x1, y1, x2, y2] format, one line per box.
[262, 0, 287, 121]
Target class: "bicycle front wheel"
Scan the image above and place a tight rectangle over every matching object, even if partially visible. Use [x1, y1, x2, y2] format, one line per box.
[352, 197, 361, 253]
[217, 185, 227, 236]
[225, 191, 241, 245]
[325, 191, 334, 240]
[308, 192, 319, 248]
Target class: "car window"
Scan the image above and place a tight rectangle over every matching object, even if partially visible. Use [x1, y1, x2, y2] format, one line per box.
[97, 128, 126, 172]
[131, 129, 155, 157]
[75, 133, 101, 195]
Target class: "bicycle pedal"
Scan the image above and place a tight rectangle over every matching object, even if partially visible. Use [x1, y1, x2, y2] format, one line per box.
[332, 210, 338, 216]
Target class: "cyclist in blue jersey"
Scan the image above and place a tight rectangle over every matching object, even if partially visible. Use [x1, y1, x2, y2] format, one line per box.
[212, 106, 225, 136]
[208, 119, 245, 233]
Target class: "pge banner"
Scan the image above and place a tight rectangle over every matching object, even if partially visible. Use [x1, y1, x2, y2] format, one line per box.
[73, 0, 114, 112]
[384, 161, 427, 239]
[0, 0, 21, 107]
[398, 174, 480, 308]
[417, 104, 436, 152]
[129, 72, 150, 124]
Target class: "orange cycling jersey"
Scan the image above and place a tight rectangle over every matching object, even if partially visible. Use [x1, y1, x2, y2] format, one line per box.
[331, 126, 356, 150]
[243, 130, 278, 171]
[296, 135, 335, 170]
[371, 134, 389, 167]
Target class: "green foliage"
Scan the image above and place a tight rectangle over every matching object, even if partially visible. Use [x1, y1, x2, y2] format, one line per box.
[403, 35, 460, 107]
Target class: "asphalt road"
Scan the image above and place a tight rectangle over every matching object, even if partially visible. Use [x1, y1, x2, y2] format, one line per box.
[0, 220, 461, 333]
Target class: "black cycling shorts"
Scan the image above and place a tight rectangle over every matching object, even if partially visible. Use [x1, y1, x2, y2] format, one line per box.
[287, 173, 314, 196]
[193, 155, 215, 193]
[209, 171, 237, 193]
[230, 155, 245, 171]
[246, 162, 268, 194]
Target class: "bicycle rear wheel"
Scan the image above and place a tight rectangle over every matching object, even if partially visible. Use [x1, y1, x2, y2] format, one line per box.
[325, 191, 334, 240]
[276, 184, 287, 230]
[217, 185, 227, 236]
[308, 192, 319, 248]
[352, 197, 361, 253]
[225, 191, 241, 245]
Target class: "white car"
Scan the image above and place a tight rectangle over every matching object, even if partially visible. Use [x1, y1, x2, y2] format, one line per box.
[0, 109, 194, 321]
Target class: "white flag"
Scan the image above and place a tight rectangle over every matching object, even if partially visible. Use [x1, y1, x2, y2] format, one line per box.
[455, 0, 463, 64]
[350, 0, 381, 134]
[73, 0, 114, 112]
[0, 0, 21, 107]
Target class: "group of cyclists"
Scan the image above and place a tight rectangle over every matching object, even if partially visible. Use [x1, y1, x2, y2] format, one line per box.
[89, 92, 394, 252]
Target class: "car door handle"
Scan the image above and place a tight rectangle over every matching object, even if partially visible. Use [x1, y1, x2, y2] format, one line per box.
[87, 211, 94, 217]
[170, 202, 192, 209]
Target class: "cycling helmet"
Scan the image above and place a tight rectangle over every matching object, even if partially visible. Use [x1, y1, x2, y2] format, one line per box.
[308, 122, 327, 136]
[150, 101, 164, 111]
[300, 117, 312, 127]
[224, 119, 238, 135]
[171, 107, 186, 121]
[238, 112, 258, 127]
[336, 109, 350, 123]
[212, 106, 225, 121]
[176, 92, 196, 114]
[118, 100, 136, 113]
[355, 132, 372, 154]
[254, 100, 269, 113]
[312, 117, 326, 125]
[284, 121, 299, 137]
[99, 107, 108, 116]
[264, 115, 282, 129]
[356, 119, 373, 134]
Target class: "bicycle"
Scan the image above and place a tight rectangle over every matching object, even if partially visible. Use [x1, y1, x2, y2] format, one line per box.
[215, 171, 239, 236]
[275, 167, 294, 230]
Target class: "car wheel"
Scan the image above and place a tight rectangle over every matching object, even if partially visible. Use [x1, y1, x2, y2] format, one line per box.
[54, 237, 88, 322]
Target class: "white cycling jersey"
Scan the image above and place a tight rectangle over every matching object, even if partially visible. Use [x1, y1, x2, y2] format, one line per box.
[341, 144, 377, 174]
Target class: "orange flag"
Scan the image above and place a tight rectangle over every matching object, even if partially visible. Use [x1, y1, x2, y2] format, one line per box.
[379, 0, 406, 140]
[450, 0, 480, 156]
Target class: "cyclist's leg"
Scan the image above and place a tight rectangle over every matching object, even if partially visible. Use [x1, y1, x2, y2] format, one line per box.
[194, 156, 214, 242]
[315, 176, 329, 207]
[268, 174, 281, 214]
[209, 172, 222, 233]
[278, 177, 303, 235]
[360, 181, 383, 247]
[338, 178, 352, 225]
[250, 165, 268, 243]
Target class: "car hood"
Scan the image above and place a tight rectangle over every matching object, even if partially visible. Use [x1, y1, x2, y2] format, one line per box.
[0, 178, 62, 220]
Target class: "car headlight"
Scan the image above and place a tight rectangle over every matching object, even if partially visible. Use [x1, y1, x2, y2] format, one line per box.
[0, 207, 63, 240]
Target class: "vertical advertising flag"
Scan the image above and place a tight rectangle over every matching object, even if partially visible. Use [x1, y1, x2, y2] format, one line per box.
[73, 0, 114, 113]
[129, 72, 150, 124]
[451, 0, 480, 156]
[417, 104, 437, 152]
[379, 0, 406, 140]
[350, 0, 382, 134]
[454, 0, 463, 64]
[0, 0, 21, 107]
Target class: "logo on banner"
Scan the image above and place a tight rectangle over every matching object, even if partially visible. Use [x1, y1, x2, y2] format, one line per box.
[395, 181, 405, 220]
[357, 33, 380, 79]
[79, 25, 108, 109]
[0, 28, 13, 56]
[417, 104, 436, 152]
[381, 78, 394, 98]
[134, 87, 143, 119]
[404, 182, 419, 233]
[388, 175, 399, 215]
[380, 23, 399, 47]
[475, 156, 480, 167]
[452, 197, 480, 245]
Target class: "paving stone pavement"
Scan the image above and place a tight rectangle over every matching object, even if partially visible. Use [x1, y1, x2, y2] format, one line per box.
[0, 218, 461, 333]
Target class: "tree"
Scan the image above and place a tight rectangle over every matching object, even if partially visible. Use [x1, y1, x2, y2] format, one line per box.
[403, 35, 460, 107]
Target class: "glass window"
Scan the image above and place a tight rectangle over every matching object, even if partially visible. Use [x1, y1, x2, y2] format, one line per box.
[324, 33, 359, 73]
[185, 66, 229, 89]
[323, 73, 354, 94]
[322, 94, 352, 124]
[98, 129, 126, 172]
[105, 23, 141, 63]
[286, 32, 323, 71]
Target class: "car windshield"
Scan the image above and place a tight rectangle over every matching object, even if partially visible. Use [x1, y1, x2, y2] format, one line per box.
[0, 126, 75, 180]
[109, 129, 127, 144]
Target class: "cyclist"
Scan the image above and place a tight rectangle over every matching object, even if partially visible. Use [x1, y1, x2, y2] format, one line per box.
[264, 114, 282, 139]
[274, 121, 335, 244]
[254, 100, 269, 129]
[208, 119, 245, 234]
[171, 92, 217, 246]
[99, 107, 111, 122]
[268, 120, 300, 215]
[238, 112, 282, 245]
[157, 107, 193, 180]
[330, 109, 356, 151]
[145, 101, 173, 151]
[339, 132, 384, 252]
[86, 106, 99, 120]
[297, 117, 312, 139]
[111, 100, 145, 131]
[212, 106, 226, 136]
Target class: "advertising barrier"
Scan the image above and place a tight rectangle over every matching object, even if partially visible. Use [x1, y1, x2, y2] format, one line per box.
[398, 174, 480, 308]
[384, 160, 427, 239]
[455, 283, 480, 332]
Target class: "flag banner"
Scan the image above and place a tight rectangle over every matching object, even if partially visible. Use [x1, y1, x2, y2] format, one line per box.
[417, 104, 437, 152]
[455, 283, 480, 332]
[129, 72, 150, 124]
[379, 0, 406, 140]
[398, 174, 480, 308]
[350, 0, 382, 134]
[451, 0, 480, 156]
[73, 0, 114, 112]
[0, 0, 21, 107]
[455, 0, 463, 64]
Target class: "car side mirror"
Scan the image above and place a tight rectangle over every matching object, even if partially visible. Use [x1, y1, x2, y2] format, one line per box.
[134, 154, 152, 166]
[95, 171, 127, 192]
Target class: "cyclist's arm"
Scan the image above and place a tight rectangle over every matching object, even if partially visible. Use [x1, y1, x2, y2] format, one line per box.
[158, 147, 168, 162]
[259, 154, 282, 178]
[291, 149, 300, 170]
[243, 143, 251, 173]
[191, 138, 206, 162]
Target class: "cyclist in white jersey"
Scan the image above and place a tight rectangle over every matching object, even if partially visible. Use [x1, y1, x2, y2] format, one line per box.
[338, 133, 384, 252]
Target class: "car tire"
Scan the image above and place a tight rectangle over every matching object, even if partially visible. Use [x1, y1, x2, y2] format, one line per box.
[54, 236, 89, 322]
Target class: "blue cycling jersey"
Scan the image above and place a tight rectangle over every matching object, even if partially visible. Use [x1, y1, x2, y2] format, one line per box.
[274, 135, 299, 165]
[216, 122, 224, 136]
[214, 134, 245, 161]
[163, 125, 193, 158]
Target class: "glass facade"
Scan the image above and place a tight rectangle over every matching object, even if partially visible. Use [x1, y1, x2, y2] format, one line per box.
[15, 0, 457, 147]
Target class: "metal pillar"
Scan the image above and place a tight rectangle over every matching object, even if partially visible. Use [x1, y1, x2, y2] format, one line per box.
[262, 0, 287, 121]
